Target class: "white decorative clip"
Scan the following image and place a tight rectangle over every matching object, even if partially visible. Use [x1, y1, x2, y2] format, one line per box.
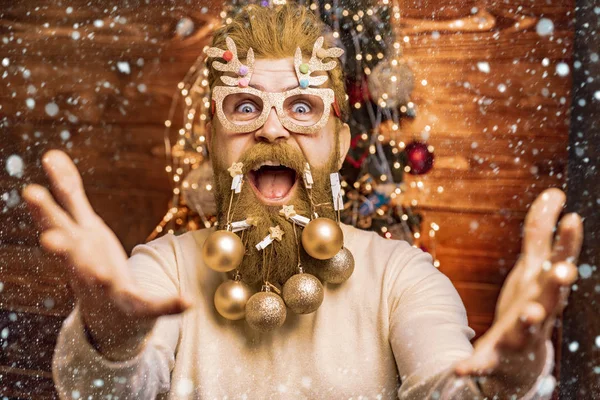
[231, 217, 257, 233]
[227, 162, 244, 193]
[256, 225, 284, 251]
[279, 205, 310, 227]
[330, 173, 343, 211]
[303, 163, 314, 189]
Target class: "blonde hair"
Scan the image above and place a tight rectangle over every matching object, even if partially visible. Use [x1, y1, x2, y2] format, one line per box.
[207, 3, 349, 122]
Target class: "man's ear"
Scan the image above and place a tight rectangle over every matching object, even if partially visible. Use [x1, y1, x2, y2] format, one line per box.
[337, 122, 351, 170]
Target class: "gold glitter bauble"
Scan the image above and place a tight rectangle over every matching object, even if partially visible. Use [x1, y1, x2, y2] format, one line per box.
[214, 279, 253, 320]
[301, 218, 343, 260]
[245, 291, 287, 332]
[316, 247, 355, 284]
[201, 230, 244, 272]
[282, 273, 324, 314]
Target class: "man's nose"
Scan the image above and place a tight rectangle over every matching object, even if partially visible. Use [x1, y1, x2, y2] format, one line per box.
[255, 108, 289, 143]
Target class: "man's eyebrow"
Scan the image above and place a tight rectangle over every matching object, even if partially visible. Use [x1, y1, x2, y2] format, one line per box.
[249, 83, 299, 92]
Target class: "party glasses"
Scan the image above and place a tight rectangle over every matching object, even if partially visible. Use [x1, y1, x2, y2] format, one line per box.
[212, 85, 337, 135]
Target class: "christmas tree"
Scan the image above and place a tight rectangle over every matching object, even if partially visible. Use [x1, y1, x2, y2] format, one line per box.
[149, 0, 439, 264]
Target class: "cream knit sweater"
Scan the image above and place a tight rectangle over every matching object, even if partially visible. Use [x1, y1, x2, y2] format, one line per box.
[52, 224, 553, 399]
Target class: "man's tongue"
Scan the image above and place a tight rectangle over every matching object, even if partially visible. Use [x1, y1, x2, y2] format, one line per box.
[255, 168, 295, 199]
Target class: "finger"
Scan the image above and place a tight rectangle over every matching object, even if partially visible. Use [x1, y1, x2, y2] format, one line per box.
[22, 184, 75, 231]
[522, 188, 566, 263]
[41, 150, 97, 225]
[550, 213, 583, 264]
[39, 228, 73, 255]
[536, 262, 577, 318]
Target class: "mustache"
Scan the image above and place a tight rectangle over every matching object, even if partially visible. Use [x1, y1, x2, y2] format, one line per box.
[237, 143, 308, 175]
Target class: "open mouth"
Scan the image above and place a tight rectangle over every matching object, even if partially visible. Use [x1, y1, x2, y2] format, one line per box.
[247, 161, 298, 205]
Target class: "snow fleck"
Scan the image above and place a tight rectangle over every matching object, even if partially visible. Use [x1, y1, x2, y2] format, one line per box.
[497, 83, 506, 93]
[117, 61, 131, 74]
[137, 83, 147, 93]
[71, 31, 81, 40]
[93, 19, 104, 28]
[22, 69, 31, 79]
[6, 155, 24, 178]
[44, 297, 55, 309]
[431, 31, 440, 40]
[176, 378, 193, 395]
[594, 91, 600, 101]
[542, 58, 550, 67]
[26, 98, 35, 109]
[537, 376, 556, 396]
[421, 79, 427, 86]
[1, 58, 9, 67]
[2, 190, 20, 208]
[578, 99, 586, 107]
[93, 379, 104, 387]
[1, 328, 8, 339]
[578, 264, 593, 279]
[568, 341, 579, 352]
[45, 102, 59, 116]
[476, 62, 490, 73]
[176, 18, 195, 37]
[71, 390, 80, 399]
[0, 282, 3, 293]
[469, 220, 479, 231]
[60, 130, 71, 141]
[301, 376, 312, 388]
[555, 63, 570, 77]
[591, 53, 599, 63]
[66, 6, 73, 14]
[536, 18, 554, 36]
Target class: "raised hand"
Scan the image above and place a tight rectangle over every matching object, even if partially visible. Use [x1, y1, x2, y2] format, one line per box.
[22, 150, 190, 360]
[453, 188, 583, 396]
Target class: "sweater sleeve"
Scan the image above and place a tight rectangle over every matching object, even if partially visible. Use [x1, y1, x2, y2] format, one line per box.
[388, 244, 556, 400]
[52, 235, 184, 400]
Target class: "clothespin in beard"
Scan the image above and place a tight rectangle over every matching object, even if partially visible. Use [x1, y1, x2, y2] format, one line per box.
[255, 225, 285, 251]
[228, 162, 244, 194]
[330, 172, 344, 212]
[303, 163, 314, 189]
[230, 217, 258, 233]
[279, 205, 310, 227]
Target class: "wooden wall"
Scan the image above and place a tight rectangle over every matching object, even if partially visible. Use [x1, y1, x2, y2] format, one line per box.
[0, 0, 573, 398]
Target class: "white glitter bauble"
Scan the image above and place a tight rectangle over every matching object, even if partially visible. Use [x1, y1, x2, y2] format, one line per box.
[367, 58, 414, 108]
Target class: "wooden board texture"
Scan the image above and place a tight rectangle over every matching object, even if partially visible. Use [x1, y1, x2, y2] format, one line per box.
[0, 0, 574, 397]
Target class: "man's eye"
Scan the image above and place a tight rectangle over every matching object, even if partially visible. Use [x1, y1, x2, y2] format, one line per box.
[236, 102, 258, 113]
[291, 102, 311, 114]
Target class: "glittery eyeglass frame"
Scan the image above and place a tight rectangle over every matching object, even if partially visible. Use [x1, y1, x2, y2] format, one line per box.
[211, 85, 337, 135]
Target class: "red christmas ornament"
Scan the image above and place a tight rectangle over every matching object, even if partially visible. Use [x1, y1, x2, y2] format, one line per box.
[347, 76, 372, 105]
[223, 50, 234, 62]
[405, 141, 434, 175]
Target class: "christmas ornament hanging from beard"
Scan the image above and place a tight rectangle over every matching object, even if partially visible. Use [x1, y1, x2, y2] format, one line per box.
[211, 142, 339, 287]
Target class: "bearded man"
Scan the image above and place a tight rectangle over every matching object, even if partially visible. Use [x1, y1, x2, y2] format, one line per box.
[23, 4, 583, 399]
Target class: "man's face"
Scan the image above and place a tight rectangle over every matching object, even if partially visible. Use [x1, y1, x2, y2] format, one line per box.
[207, 58, 349, 286]
[210, 58, 344, 203]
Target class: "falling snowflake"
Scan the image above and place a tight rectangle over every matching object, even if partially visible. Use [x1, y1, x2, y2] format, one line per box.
[6, 155, 24, 178]
[476, 62, 490, 73]
[536, 19, 554, 36]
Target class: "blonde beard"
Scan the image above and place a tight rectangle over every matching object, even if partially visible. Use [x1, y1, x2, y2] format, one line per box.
[211, 142, 339, 288]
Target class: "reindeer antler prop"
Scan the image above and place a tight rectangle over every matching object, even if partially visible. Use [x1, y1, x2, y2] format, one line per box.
[205, 36, 255, 87]
[294, 36, 345, 89]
